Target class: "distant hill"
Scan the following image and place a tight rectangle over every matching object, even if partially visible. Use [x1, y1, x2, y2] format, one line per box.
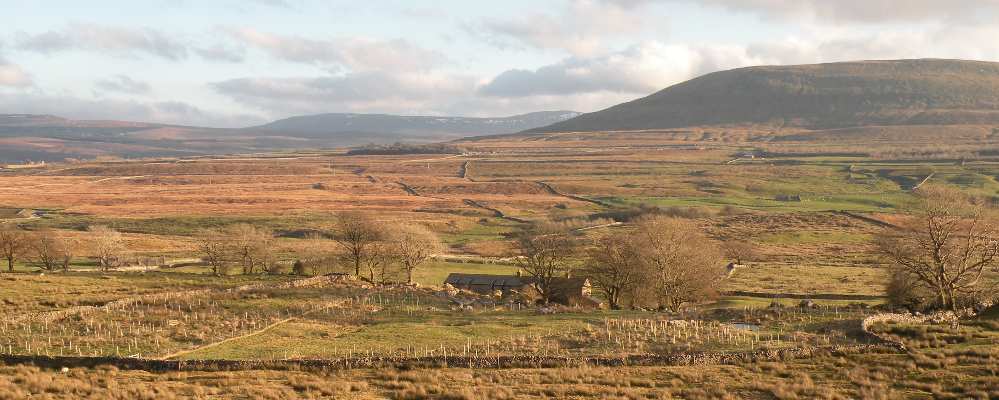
[0, 111, 581, 163]
[526, 59, 999, 133]
[251, 111, 582, 140]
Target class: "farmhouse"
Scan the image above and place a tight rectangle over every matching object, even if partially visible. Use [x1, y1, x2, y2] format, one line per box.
[443, 271, 602, 308]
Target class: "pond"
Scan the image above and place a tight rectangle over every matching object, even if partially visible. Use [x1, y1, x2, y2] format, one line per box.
[723, 323, 761, 331]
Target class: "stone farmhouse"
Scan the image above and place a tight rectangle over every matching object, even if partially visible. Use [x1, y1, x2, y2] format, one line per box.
[443, 271, 602, 308]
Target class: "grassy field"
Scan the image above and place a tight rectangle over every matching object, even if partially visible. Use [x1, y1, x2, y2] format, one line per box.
[2, 132, 999, 397]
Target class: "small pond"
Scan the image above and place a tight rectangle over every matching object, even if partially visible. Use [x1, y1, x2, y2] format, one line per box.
[723, 323, 761, 331]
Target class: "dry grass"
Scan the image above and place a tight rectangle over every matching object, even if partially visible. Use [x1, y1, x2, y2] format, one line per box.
[4, 340, 999, 399]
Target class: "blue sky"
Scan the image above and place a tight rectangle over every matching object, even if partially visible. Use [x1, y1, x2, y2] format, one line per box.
[1, 0, 998, 127]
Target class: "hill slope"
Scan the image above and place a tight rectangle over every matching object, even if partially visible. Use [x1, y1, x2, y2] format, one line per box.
[527, 59, 999, 133]
[252, 111, 582, 138]
[0, 111, 582, 163]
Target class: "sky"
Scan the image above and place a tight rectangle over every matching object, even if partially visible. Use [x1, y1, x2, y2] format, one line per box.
[1, 0, 999, 128]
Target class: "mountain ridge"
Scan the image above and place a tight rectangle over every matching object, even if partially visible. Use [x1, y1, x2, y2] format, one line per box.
[251, 110, 582, 137]
[0, 110, 581, 163]
[525, 59, 999, 134]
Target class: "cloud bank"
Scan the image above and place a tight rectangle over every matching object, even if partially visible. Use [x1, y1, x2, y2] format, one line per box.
[16, 23, 188, 60]
[0, 93, 266, 127]
[225, 27, 448, 70]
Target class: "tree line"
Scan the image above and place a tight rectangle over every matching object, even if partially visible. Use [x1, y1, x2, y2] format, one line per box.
[876, 186, 999, 311]
[0, 225, 131, 272]
[0, 185, 995, 313]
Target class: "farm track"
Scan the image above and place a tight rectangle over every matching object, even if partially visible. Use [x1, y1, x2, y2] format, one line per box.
[459, 162, 473, 181]
[157, 299, 345, 361]
[725, 291, 883, 301]
[570, 222, 622, 232]
[911, 173, 934, 190]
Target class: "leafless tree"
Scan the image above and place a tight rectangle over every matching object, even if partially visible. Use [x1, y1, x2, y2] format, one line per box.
[28, 228, 74, 271]
[583, 233, 640, 310]
[333, 212, 386, 281]
[514, 223, 577, 305]
[197, 228, 231, 275]
[633, 215, 724, 312]
[0, 224, 27, 272]
[721, 240, 759, 265]
[387, 222, 445, 284]
[227, 223, 274, 275]
[876, 186, 999, 310]
[88, 225, 129, 271]
[298, 232, 336, 276]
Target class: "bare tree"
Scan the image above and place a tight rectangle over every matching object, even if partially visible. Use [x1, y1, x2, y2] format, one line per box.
[386, 223, 445, 284]
[633, 215, 724, 312]
[876, 186, 999, 310]
[298, 232, 336, 276]
[28, 228, 74, 271]
[333, 212, 386, 281]
[583, 233, 640, 310]
[514, 223, 577, 305]
[0, 224, 27, 272]
[721, 240, 759, 265]
[197, 228, 231, 275]
[227, 223, 274, 275]
[88, 225, 129, 271]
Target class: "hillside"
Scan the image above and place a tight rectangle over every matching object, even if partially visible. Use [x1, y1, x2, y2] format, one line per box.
[526, 59, 999, 133]
[251, 111, 582, 138]
[0, 111, 580, 163]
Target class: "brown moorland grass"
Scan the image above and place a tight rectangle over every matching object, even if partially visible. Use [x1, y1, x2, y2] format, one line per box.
[4, 342, 999, 399]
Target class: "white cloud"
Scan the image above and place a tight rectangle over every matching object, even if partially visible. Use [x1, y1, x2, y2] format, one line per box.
[480, 42, 762, 96]
[254, 0, 291, 8]
[746, 25, 999, 65]
[16, 23, 188, 60]
[0, 57, 32, 87]
[0, 93, 266, 128]
[225, 27, 447, 70]
[194, 42, 246, 63]
[211, 70, 480, 115]
[667, 0, 999, 24]
[476, 0, 651, 57]
[95, 75, 151, 94]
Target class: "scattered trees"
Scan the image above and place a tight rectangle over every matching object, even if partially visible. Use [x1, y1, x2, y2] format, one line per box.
[297, 232, 337, 276]
[514, 223, 577, 305]
[0, 224, 27, 272]
[333, 212, 387, 281]
[583, 234, 640, 310]
[228, 224, 274, 275]
[876, 186, 999, 310]
[582, 216, 725, 311]
[386, 223, 445, 284]
[88, 225, 128, 271]
[28, 228, 74, 271]
[721, 240, 759, 266]
[632, 215, 725, 312]
[196, 228, 230, 275]
[195, 224, 275, 276]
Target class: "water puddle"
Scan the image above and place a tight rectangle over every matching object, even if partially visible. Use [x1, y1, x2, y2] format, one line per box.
[723, 323, 761, 331]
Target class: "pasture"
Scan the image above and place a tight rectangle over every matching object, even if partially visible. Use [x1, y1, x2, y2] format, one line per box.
[2, 132, 999, 397]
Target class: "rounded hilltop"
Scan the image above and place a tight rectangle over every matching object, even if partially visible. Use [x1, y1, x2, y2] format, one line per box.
[528, 59, 999, 133]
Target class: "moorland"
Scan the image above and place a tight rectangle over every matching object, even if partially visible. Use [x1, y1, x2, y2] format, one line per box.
[2, 59, 999, 399]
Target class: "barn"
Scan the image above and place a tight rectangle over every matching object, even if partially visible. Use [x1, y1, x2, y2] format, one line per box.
[443, 271, 602, 308]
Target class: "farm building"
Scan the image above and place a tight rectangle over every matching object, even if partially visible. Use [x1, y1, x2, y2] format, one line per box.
[443, 272, 602, 308]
